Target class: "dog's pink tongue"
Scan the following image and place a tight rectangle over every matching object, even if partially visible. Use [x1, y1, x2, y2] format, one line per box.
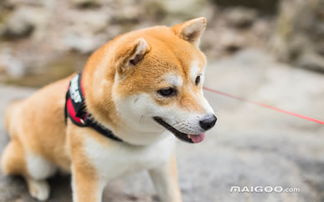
[189, 133, 205, 143]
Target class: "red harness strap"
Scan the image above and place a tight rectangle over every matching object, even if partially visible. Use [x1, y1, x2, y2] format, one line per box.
[66, 98, 84, 124]
[64, 73, 123, 142]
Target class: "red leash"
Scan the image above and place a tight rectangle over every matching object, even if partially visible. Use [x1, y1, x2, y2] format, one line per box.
[203, 87, 324, 125]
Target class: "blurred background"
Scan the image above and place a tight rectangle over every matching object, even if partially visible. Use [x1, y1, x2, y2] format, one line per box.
[0, 0, 324, 202]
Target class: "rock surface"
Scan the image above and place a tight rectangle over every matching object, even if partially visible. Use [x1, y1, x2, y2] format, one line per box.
[0, 0, 273, 84]
[271, 0, 324, 72]
[0, 49, 324, 202]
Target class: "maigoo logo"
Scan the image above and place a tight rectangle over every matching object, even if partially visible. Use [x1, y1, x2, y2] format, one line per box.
[70, 75, 82, 103]
[230, 185, 300, 193]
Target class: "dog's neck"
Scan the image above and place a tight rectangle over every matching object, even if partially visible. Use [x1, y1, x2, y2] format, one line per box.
[82, 51, 119, 125]
[114, 124, 168, 145]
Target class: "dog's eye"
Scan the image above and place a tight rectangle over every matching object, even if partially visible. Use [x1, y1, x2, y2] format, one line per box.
[157, 87, 177, 97]
[195, 75, 201, 85]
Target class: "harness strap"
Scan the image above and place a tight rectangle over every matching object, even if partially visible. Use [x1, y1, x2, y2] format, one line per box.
[64, 73, 123, 142]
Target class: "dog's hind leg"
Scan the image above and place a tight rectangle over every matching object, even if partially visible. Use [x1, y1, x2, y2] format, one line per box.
[1, 139, 26, 176]
[24, 151, 56, 201]
[25, 177, 50, 201]
[1, 140, 56, 201]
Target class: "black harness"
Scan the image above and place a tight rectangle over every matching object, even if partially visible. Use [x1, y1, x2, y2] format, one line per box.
[64, 73, 123, 142]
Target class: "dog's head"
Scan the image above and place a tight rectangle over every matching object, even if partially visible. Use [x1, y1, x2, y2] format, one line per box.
[90, 17, 216, 144]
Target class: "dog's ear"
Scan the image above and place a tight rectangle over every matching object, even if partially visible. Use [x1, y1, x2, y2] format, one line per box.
[172, 17, 207, 48]
[117, 38, 150, 75]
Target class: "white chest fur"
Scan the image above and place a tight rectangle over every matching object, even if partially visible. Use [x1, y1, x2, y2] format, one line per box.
[83, 132, 176, 180]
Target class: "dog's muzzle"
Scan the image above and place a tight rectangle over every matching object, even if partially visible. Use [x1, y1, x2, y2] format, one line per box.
[153, 116, 216, 143]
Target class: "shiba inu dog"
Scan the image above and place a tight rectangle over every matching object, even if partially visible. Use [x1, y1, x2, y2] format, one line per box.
[1, 17, 216, 202]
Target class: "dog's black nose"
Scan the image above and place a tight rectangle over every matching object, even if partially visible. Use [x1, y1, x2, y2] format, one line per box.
[199, 114, 217, 130]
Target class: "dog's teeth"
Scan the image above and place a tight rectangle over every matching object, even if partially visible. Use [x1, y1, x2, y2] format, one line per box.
[187, 135, 190, 139]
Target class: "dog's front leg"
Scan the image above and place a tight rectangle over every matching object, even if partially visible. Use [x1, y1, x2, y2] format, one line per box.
[149, 153, 183, 202]
[71, 161, 105, 202]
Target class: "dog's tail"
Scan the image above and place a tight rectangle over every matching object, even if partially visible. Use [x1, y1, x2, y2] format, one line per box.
[4, 100, 22, 137]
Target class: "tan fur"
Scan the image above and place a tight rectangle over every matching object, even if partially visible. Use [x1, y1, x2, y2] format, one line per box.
[4, 100, 22, 136]
[68, 124, 102, 202]
[1, 139, 26, 175]
[1, 17, 210, 202]
[2, 78, 72, 174]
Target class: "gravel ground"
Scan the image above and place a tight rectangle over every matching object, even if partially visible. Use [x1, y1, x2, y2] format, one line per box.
[0, 49, 324, 202]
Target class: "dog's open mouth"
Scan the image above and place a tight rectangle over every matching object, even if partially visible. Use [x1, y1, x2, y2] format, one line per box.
[153, 117, 205, 144]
